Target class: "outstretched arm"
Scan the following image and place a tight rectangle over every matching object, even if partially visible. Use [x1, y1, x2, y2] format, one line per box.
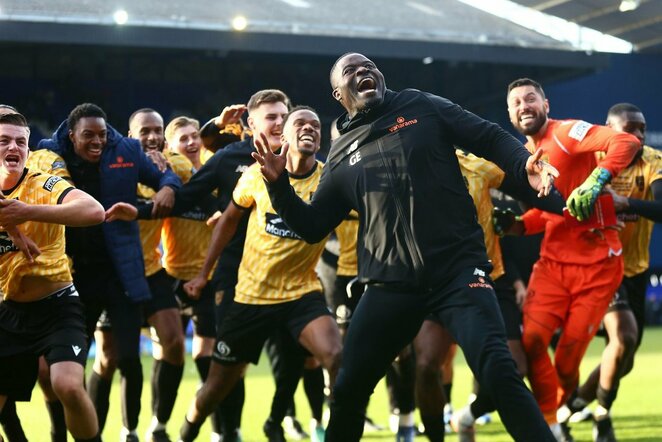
[0, 189, 104, 227]
[252, 133, 349, 243]
[184, 202, 245, 299]
[613, 180, 662, 223]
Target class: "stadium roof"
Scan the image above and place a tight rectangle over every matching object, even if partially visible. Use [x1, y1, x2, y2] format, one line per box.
[509, 0, 662, 53]
[0, 0, 611, 68]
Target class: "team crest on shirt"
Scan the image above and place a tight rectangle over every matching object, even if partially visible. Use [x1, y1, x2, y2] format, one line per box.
[0, 232, 20, 255]
[636, 175, 645, 192]
[264, 213, 302, 240]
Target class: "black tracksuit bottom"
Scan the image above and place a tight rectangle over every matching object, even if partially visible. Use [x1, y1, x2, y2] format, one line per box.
[325, 266, 555, 442]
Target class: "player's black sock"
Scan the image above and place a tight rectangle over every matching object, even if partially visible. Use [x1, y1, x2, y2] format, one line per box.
[87, 371, 112, 431]
[303, 366, 326, 421]
[421, 413, 445, 441]
[0, 399, 28, 442]
[180, 417, 203, 442]
[596, 385, 617, 410]
[118, 357, 143, 430]
[46, 400, 67, 442]
[221, 376, 245, 435]
[194, 355, 211, 381]
[152, 359, 184, 423]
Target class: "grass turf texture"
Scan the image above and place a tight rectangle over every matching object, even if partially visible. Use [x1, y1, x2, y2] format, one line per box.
[8, 327, 662, 441]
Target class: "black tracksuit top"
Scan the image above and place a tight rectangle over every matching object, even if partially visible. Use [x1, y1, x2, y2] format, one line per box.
[268, 89, 532, 290]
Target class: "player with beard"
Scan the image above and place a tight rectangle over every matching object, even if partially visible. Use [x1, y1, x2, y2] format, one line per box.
[503, 79, 640, 440]
[174, 106, 342, 442]
[253, 52, 558, 442]
[557, 103, 661, 442]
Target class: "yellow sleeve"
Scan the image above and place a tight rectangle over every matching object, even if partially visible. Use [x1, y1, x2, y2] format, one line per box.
[232, 165, 258, 209]
[166, 152, 194, 184]
[26, 151, 71, 180]
[31, 172, 75, 205]
[483, 160, 505, 189]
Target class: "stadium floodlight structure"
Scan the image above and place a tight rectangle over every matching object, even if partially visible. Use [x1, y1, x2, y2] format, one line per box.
[232, 15, 247, 31]
[619, 0, 641, 12]
[113, 9, 128, 25]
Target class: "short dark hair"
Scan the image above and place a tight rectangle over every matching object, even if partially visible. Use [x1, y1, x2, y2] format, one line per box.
[0, 112, 29, 128]
[607, 102, 642, 118]
[329, 52, 357, 87]
[128, 108, 160, 126]
[246, 90, 291, 113]
[507, 78, 546, 100]
[68, 103, 107, 131]
[283, 105, 318, 128]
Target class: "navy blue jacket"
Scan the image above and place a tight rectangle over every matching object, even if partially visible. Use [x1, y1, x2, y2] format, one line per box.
[37, 121, 181, 302]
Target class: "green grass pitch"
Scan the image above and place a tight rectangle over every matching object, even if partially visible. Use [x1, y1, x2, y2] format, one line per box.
[8, 327, 662, 441]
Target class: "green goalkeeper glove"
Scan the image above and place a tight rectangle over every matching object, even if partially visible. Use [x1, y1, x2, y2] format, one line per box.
[566, 167, 611, 221]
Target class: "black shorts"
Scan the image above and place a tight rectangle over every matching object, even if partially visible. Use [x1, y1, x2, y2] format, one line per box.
[494, 278, 522, 341]
[143, 269, 179, 319]
[601, 271, 647, 345]
[175, 278, 216, 338]
[213, 292, 331, 365]
[0, 285, 88, 401]
[74, 265, 143, 362]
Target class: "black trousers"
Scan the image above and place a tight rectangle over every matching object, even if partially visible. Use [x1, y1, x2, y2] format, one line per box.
[326, 267, 554, 442]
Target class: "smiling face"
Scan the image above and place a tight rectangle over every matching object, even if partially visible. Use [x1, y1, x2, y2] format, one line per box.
[247, 101, 289, 150]
[331, 53, 386, 117]
[129, 111, 165, 152]
[168, 123, 202, 166]
[0, 123, 29, 179]
[282, 109, 321, 158]
[69, 117, 107, 163]
[507, 85, 549, 137]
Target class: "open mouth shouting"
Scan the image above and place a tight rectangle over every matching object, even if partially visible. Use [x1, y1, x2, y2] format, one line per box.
[4, 153, 21, 167]
[357, 76, 377, 95]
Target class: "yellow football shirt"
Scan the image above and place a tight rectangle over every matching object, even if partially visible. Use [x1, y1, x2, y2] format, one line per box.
[335, 211, 359, 277]
[1, 169, 74, 299]
[137, 151, 194, 277]
[604, 146, 662, 277]
[160, 152, 213, 281]
[232, 161, 327, 305]
[456, 150, 505, 280]
[25, 149, 71, 180]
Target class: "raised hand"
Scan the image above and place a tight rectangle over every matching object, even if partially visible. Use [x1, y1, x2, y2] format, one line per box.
[525, 148, 559, 197]
[215, 104, 247, 128]
[251, 132, 288, 183]
[145, 150, 169, 172]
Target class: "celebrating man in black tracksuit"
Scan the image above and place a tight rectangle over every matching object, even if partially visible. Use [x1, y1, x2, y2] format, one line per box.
[252, 53, 558, 442]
